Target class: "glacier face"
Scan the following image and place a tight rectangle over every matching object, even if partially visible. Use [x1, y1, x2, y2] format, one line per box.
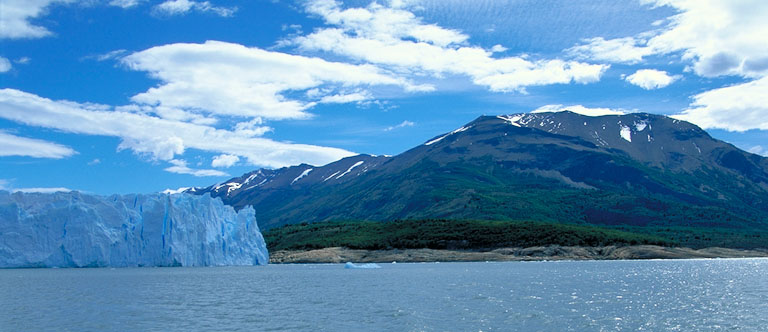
[0, 191, 268, 268]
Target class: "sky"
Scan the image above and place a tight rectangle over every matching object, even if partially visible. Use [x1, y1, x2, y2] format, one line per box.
[1, 0, 767, 195]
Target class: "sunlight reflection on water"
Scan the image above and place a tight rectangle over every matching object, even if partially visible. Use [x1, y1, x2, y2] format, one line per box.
[1, 258, 767, 331]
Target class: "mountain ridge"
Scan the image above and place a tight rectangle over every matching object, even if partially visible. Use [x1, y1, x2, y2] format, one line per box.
[187, 111, 768, 231]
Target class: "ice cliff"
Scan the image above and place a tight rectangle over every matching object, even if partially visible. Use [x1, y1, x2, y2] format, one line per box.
[0, 191, 268, 268]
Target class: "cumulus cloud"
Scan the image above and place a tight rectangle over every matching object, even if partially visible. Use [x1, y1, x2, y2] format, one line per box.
[211, 154, 239, 168]
[291, 0, 608, 93]
[165, 159, 228, 177]
[570, 1, 768, 78]
[0, 57, 11, 72]
[532, 104, 627, 117]
[566, 0, 768, 131]
[650, 0, 768, 131]
[645, 0, 768, 78]
[384, 120, 415, 131]
[567, 37, 653, 64]
[625, 69, 679, 90]
[0, 131, 77, 158]
[0, 88, 356, 168]
[233, 118, 272, 137]
[122, 41, 428, 120]
[673, 76, 768, 132]
[153, 0, 237, 17]
[0, 0, 70, 39]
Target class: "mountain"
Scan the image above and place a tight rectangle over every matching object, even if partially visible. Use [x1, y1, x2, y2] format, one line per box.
[0, 191, 268, 268]
[188, 111, 768, 232]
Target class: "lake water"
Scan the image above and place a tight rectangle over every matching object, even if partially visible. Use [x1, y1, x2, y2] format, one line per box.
[2, 259, 767, 331]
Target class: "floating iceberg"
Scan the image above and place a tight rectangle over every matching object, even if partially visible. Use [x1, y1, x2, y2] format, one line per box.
[0, 191, 268, 268]
[344, 262, 381, 269]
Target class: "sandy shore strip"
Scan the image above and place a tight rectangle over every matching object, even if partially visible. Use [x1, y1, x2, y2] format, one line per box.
[269, 245, 768, 263]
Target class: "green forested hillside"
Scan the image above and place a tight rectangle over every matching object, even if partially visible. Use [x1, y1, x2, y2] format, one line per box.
[265, 219, 768, 251]
[264, 219, 677, 251]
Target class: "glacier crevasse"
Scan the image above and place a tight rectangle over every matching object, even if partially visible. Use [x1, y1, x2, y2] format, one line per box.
[0, 191, 268, 268]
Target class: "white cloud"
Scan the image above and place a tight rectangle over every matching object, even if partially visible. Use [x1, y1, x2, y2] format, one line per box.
[0, 88, 356, 168]
[211, 154, 239, 168]
[92, 49, 128, 61]
[748, 146, 768, 157]
[0, 56, 11, 72]
[567, 37, 653, 64]
[655, 0, 768, 131]
[318, 91, 372, 104]
[109, 0, 144, 9]
[566, 0, 768, 131]
[0, 179, 75, 193]
[570, 0, 768, 79]
[532, 104, 627, 117]
[490, 44, 507, 53]
[305, 0, 468, 47]
[0, 131, 77, 158]
[645, 0, 768, 78]
[0, 0, 71, 39]
[14, 56, 30, 64]
[233, 118, 272, 137]
[165, 159, 228, 177]
[87, 158, 101, 165]
[625, 69, 679, 89]
[153, 0, 237, 17]
[122, 41, 427, 120]
[12, 187, 73, 193]
[292, 0, 608, 93]
[673, 76, 768, 132]
[384, 120, 415, 131]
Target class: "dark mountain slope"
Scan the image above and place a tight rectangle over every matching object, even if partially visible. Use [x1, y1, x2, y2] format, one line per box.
[189, 112, 768, 231]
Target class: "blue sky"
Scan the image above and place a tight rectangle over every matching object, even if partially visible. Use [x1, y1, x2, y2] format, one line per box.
[1, 0, 767, 194]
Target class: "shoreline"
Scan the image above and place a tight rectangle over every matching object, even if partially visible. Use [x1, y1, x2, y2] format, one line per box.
[269, 245, 768, 264]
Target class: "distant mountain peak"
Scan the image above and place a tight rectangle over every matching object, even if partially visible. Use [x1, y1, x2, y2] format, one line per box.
[189, 111, 768, 230]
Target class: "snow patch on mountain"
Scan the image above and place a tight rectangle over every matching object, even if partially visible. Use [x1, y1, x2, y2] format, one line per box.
[497, 115, 524, 127]
[634, 120, 649, 131]
[324, 171, 340, 182]
[425, 126, 471, 145]
[292, 168, 313, 184]
[337, 161, 364, 179]
[620, 125, 632, 143]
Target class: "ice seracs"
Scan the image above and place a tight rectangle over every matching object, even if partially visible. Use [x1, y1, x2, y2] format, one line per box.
[0, 191, 269, 268]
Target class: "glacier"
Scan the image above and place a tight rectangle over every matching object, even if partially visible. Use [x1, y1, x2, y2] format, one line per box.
[0, 191, 268, 268]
